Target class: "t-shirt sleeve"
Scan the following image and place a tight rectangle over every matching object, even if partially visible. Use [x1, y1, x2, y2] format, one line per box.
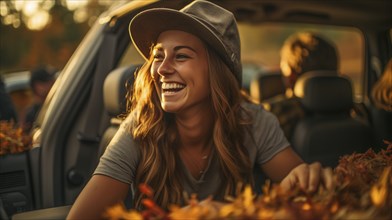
[93, 121, 140, 185]
[253, 106, 290, 164]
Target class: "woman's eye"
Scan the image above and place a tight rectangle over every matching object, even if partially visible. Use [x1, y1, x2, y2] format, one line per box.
[176, 54, 190, 60]
[153, 54, 163, 61]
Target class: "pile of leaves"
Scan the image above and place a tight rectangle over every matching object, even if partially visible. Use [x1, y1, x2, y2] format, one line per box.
[105, 141, 392, 220]
[0, 121, 32, 156]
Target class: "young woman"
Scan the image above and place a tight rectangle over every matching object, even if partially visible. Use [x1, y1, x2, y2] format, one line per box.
[67, 1, 333, 219]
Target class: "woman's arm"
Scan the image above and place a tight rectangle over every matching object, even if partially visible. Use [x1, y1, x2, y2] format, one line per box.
[67, 175, 129, 220]
[261, 146, 334, 192]
[261, 146, 303, 182]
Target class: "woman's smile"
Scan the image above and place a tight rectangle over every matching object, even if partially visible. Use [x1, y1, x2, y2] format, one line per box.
[161, 82, 186, 95]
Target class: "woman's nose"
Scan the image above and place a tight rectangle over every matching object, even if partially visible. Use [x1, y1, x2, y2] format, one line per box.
[157, 57, 175, 76]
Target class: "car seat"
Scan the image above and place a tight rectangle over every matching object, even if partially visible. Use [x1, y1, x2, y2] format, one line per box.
[250, 72, 305, 140]
[99, 65, 139, 157]
[291, 71, 373, 167]
[250, 72, 286, 103]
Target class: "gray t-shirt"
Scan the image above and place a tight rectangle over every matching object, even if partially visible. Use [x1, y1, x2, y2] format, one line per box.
[94, 102, 289, 201]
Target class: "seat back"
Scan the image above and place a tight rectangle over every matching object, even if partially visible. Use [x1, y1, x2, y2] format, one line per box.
[291, 71, 373, 167]
[250, 72, 286, 102]
[99, 65, 138, 156]
[250, 72, 305, 139]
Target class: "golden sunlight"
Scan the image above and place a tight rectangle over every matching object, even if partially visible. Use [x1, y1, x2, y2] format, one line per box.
[26, 10, 50, 31]
[65, 0, 89, 11]
[2, 0, 109, 30]
[73, 8, 88, 23]
[4, 0, 51, 30]
[22, 1, 39, 16]
[0, 2, 8, 17]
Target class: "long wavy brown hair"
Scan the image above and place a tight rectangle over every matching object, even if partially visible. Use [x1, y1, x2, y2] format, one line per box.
[127, 44, 253, 210]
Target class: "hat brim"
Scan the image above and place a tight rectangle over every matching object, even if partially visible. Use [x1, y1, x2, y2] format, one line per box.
[129, 8, 227, 62]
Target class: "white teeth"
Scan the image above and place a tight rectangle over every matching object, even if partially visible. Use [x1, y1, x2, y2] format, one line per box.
[162, 82, 185, 89]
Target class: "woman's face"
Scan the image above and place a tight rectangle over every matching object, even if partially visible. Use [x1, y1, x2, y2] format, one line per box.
[151, 30, 210, 114]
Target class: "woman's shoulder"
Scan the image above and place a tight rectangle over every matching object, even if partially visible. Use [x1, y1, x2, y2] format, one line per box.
[241, 102, 290, 160]
[241, 101, 284, 140]
[241, 101, 276, 120]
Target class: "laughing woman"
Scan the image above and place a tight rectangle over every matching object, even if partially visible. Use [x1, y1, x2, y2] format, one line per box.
[67, 1, 333, 219]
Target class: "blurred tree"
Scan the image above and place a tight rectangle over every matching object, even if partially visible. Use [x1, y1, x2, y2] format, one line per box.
[0, 0, 111, 74]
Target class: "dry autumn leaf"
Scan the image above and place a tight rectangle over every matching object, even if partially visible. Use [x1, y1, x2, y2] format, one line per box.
[0, 121, 32, 156]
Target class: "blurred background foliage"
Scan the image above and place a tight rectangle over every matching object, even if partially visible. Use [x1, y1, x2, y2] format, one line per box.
[0, 0, 116, 74]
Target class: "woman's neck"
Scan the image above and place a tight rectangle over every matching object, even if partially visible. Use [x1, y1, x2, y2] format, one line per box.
[175, 106, 214, 149]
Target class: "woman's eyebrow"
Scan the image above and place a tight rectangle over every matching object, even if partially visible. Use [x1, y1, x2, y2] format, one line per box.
[152, 44, 197, 53]
[174, 45, 196, 53]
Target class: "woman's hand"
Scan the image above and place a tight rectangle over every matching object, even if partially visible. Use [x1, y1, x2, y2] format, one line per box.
[280, 162, 334, 193]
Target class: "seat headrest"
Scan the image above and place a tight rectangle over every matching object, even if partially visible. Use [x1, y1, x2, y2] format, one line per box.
[103, 65, 139, 116]
[250, 72, 285, 102]
[294, 71, 353, 114]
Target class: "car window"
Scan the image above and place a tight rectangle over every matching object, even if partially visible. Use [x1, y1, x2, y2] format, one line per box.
[238, 22, 364, 102]
[117, 43, 144, 68]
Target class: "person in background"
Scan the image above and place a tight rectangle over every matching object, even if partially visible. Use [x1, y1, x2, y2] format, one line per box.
[271, 32, 339, 139]
[67, 1, 334, 219]
[371, 58, 392, 146]
[24, 66, 56, 133]
[371, 58, 392, 112]
[0, 77, 18, 122]
[280, 32, 338, 91]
